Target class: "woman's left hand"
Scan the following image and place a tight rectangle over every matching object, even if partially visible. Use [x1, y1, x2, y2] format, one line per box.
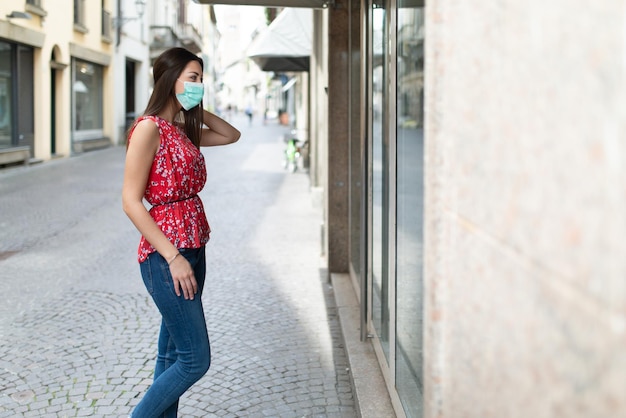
[168, 255, 198, 300]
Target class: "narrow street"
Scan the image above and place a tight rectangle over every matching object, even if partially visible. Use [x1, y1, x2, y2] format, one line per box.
[0, 115, 356, 418]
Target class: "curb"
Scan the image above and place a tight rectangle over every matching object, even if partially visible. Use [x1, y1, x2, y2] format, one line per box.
[331, 273, 396, 418]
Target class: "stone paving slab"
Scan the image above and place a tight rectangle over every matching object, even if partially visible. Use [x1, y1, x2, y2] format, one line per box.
[0, 116, 356, 417]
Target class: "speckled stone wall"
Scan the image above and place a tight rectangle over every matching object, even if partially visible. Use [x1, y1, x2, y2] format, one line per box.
[423, 2, 625, 417]
[327, 0, 351, 273]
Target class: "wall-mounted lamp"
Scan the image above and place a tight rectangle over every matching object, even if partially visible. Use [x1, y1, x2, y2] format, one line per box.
[6, 11, 33, 19]
[112, 0, 146, 29]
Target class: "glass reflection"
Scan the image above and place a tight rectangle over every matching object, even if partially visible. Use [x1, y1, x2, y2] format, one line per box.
[17, 45, 34, 149]
[0, 42, 12, 149]
[73, 60, 103, 131]
[371, 0, 390, 360]
[395, 2, 425, 417]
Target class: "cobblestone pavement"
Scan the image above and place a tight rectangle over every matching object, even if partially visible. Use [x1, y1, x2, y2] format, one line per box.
[0, 116, 356, 417]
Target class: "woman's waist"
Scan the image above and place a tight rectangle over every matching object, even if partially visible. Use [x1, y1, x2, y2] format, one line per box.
[147, 193, 200, 206]
[148, 194, 205, 215]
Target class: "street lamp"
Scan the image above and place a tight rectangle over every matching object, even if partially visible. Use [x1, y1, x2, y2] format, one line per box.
[112, 0, 146, 28]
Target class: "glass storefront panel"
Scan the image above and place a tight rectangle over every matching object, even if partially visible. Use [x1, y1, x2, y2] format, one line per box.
[73, 59, 103, 134]
[349, 0, 363, 280]
[371, 0, 390, 360]
[0, 42, 12, 149]
[0, 42, 34, 152]
[17, 45, 35, 150]
[395, 2, 425, 417]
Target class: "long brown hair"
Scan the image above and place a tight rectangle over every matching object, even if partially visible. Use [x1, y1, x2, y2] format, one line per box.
[139, 47, 204, 148]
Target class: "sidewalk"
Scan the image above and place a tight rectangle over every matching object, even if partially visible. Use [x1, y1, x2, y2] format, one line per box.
[196, 115, 358, 417]
[0, 114, 377, 417]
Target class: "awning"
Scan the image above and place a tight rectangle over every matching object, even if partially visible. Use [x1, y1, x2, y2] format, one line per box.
[193, 0, 333, 8]
[246, 8, 312, 72]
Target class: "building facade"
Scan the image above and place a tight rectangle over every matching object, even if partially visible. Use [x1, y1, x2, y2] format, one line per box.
[0, 0, 218, 161]
[213, 5, 268, 120]
[112, 0, 151, 145]
[324, 1, 625, 417]
[0, 0, 117, 163]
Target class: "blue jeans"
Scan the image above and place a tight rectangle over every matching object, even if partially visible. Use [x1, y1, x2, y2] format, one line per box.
[131, 247, 211, 418]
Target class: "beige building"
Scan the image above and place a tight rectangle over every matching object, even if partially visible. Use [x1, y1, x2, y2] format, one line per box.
[0, 0, 116, 164]
[0, 0, 217, 163]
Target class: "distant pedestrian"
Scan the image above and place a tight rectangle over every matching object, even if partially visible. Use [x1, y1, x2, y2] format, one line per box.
[226, 104, 233, 121]
[122, 47, 240, 418]
[245, 105, 253, 126]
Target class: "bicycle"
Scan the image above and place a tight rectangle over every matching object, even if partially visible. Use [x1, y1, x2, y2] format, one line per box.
[282, 130, 309, 173]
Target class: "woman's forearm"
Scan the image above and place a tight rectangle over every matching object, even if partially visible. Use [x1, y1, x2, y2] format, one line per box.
[201, 110, 241, 146]
[123, 200, 179, 262]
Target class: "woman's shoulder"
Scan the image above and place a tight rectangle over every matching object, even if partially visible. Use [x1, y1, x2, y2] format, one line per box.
[128, 117, 161, 148]
[135, 116, 159, 127]
[132, 117, 160, 137]
[135, 115, 161, 127]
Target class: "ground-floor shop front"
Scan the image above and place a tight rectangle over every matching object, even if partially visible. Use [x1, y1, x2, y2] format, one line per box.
[344, 2, 425, 417]
[0, 39, 35, 165]
[312, 1, 426, 416]
[317, 1, 623, 417]
[0, 40, 113, 165]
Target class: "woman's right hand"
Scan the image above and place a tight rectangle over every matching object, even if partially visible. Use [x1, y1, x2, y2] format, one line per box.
[168, 254, 198, 300]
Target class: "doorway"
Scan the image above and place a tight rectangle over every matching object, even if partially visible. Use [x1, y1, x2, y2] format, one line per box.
[50, 66, 56, 155]
[125, 59, 136, 128]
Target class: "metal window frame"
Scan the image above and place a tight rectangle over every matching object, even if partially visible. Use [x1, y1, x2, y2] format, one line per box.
[193, 0, 335, 9]
[365, 0, 407, 417]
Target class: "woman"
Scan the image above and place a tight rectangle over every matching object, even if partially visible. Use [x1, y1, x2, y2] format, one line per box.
[122, 47, 240, 417]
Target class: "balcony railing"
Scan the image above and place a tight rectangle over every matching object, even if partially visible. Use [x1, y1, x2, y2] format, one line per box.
[150, 26, 181, 48]
[150, 26, 183, 59]
[177, 24, 203, 54]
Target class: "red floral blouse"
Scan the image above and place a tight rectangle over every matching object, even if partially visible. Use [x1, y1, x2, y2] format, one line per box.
[129, 115, 210, 263]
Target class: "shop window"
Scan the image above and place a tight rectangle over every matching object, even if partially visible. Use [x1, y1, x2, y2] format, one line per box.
[395, 2, 425, 417]
[73, 59, 104, 140]
[370, 0, 391, 361]
[0, 42, 12, 149]
[367, 1, 426, 417]
[349, 0, 364, 283]
[0, 42, 34, 153]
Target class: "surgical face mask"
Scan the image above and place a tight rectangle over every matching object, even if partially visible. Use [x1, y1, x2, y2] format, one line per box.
[176, 79, 204, 110]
